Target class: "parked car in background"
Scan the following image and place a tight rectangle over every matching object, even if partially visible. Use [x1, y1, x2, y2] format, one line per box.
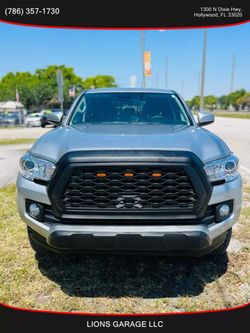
[0, 113, 20, 126]
[24, 113, 43, 127]
[40, 108, 66, 127]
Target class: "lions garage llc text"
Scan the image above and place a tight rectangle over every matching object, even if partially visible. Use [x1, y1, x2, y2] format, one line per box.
[86, 320, 164, 328]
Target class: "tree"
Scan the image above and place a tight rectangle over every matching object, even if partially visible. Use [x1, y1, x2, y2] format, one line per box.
[0, 71, 38, 110]
[204, 95, 217, 110]
[217, 95, 229, 109]
[228, 89, 246, 109]
[34, 65, 85, 108]
[83, 75, 117, 89]
[189, 96, 200, 110]
[188, 95, 217, 111]
[236, 93, 250, 109]
[0, 67, 118, 110]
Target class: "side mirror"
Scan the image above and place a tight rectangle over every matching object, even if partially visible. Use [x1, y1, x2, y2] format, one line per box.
[198, 111, 214, 126]
[47, 113, 62, 127]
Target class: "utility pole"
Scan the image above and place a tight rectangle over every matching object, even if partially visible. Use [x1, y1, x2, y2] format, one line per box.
[57, 69, 64, 112]
[230, 52, 236, 93]
[165, 55, 168, 89]
[199, 29, 207, 112]
[140, 31, 146, 88]
[197, 71, 201, 95]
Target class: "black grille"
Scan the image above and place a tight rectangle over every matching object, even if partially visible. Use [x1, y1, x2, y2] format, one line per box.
[61, 165, 197, 211]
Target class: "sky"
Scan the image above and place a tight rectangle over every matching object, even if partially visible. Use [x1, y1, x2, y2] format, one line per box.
[0, 22, 249, 100]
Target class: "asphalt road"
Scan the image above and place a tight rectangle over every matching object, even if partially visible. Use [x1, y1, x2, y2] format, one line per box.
[0, 143, 31, 187]
[0, 117, 249, 187]
[208, 117, 250, 180]
[0, 127, 50, 139]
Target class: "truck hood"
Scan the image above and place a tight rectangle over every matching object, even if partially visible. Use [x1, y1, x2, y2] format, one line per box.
[31, 124, 231, 164]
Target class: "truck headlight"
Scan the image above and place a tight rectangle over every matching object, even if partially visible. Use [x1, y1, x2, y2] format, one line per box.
[204, 154, 239, 183]
[19, 153, 56, 181]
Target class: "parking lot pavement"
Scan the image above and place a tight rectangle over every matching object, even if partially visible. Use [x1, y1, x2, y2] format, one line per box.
[0, 143, 32, 187]
[0, 127, 52, 187]
[0, 127, 51, 139]
[208, 116, 250, 179]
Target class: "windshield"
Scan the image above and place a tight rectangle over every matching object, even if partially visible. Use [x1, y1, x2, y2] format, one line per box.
[70, 92, 191, 126]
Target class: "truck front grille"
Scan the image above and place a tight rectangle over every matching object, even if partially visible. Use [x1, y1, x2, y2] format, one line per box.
[44, 203, 216, 225]
[61, 165, 197, 211]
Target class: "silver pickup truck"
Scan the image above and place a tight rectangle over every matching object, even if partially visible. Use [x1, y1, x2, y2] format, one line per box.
[16, 88, 242, 256]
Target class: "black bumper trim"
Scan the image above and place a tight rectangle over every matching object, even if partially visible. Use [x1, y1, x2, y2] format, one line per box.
[47, 230, 211, 251]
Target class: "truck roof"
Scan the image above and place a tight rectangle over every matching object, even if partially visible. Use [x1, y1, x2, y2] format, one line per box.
[85, 88, 176, 94]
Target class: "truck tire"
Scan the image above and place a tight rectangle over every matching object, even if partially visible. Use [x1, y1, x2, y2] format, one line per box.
[209, 228, 232, 256]
[27, 227, 49, 256]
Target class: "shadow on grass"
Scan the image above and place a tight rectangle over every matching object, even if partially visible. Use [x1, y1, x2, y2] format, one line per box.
[36, 253, 228, 298]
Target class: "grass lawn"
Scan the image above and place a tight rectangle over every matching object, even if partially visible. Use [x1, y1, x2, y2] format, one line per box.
[213, 112, 250, 119]
[0, 184, 249, 313]
[0, 138, 36, 145]
[192, 111, 250, 119]
[0, 127, 17, 130]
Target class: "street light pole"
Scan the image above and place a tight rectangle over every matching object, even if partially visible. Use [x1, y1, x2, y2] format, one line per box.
[140, 31, 146, 88]
[230, 52, 236, 93]
[200, 29, 207, 112]
[197, 71, 201, 95]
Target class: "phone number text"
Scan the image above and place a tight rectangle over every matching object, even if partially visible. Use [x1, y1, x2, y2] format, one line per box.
[5, 8, 60, 16]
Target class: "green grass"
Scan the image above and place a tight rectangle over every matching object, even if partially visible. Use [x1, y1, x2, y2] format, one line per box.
[0, 127, 17, 129]
[0, 185, 249, 313]
[192, 111, 250, 119]
[0, 138, 36, 145]
[213, 112, 250, 119]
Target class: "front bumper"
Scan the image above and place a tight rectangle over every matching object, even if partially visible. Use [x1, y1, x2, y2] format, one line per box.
[16, 174, 242, 254]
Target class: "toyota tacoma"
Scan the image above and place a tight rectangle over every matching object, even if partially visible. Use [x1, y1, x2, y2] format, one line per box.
[16, 88, 242, 256]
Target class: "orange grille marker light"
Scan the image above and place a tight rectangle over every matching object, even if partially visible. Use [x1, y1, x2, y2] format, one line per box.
[124, 172, 134, 177]
[96, 173, 107, 177]
[152, 172, 162, 177]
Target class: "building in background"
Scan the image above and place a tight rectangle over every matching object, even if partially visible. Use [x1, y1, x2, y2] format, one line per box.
[0, 101, 24, 114]
[0, 101, 25, 125]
